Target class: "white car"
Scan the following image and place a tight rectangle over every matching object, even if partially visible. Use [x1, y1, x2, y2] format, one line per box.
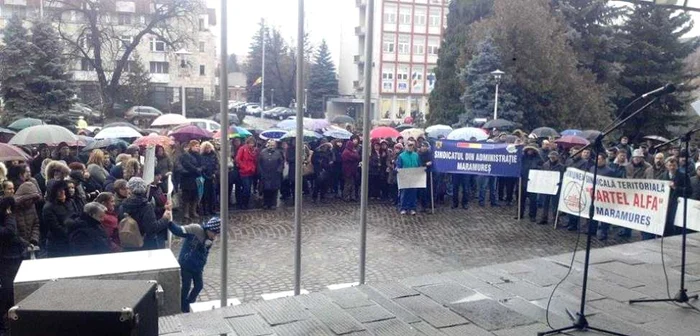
[246, 104, 263, 115]
[187, 118, 221, 133]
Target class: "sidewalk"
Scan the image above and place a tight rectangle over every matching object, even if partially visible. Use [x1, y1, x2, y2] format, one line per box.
[160, 233, 700, 335]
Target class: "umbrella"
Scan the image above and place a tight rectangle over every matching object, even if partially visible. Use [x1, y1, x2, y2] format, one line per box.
[555, 135, 590, 149]
[8, 118, 45, 131]
[229, 126, 252, 138]
[425, 125, 453, 139]
[642, 135, 670, 143]
[370, 126, 401, 139]
[259, 129, 288, 140]
[400, 128, 425, 139]
[561, 129, 583, 137]
[331, 115, 355, 124]
[9, 125, 78, 146]
[133, 134, 174, 148]
[103, 122, 144, 134]
[94, 126, 142, 139]
[0, 127, 16, 143]
[169, 125, 213, 143]
[483, 119, 515, 129]
[276, 119, 297, 130]
[304, 118, 331, 131]
[151, 113, 188, 127]
[76, 135, 95, 147]
[394, 124, 414, 132]
[581, 130, 602, 142]
[280, 129, 322, 140]
[530, 127, 560, 138]
[84, 138, 129, 151]
[323, 128, 352, 140]
[447, 127, 488, 141]
[0, 143, 32, 161]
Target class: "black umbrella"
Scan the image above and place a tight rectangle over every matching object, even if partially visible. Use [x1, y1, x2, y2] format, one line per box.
[483, 119, 515, 129]
[331, 115, 355, 124]
[394, 124, 414, 132]
[530, 127, 559, 138]
[642, 135, 670, 143]
[581, 130, 602, 142]
[84, 138, 128, 151]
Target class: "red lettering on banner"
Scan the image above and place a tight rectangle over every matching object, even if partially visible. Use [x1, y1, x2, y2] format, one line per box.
[633, 194, 659, 211]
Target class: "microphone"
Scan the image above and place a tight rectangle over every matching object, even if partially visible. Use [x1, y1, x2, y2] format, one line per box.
[641, 83, 676, 99]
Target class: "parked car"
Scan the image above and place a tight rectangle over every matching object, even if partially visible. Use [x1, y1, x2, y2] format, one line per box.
[125, 106, 163, 120]
[212, 112, 240, 125]
[68, 103, 102, 123]
[262, 107, 284, 119]
[187, 118, 221, 133]
[246, 104, 263, 116]
[266, 108, 296, 120]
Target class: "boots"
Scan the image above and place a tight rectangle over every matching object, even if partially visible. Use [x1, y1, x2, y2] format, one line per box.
[190, 201, 199, 219]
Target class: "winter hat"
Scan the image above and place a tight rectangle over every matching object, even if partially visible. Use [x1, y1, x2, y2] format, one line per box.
[632, 149, 645, 158]
[14, 182, 41, 204]
[548, 151, 560, 158]
[127, 177, 148, 195]
[203, 217, 221, 234]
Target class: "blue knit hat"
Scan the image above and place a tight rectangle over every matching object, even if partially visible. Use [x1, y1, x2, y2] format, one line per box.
[203, 217, 221, 234]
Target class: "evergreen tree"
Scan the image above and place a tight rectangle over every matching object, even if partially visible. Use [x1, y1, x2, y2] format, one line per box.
[27, 20, 76, 124]
[617, 5, 698, 139]
[460, 37, 519, 124]
[227, 54, 241, 73]
[120, 52, 151, 106]
[307, 40, 338, 117]
[427, 0, 494, 125]
[0, 15, 35, 124]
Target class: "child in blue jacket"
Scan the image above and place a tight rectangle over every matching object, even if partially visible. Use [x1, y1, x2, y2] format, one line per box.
[169, 217, 221, 313]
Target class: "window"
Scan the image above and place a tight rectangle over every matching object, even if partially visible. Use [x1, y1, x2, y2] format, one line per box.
[199, 65, 205, 76]
[414, 8, 426, 26]
[428, 37, 440, 55]
[199, 17, 205, 31]
[199, 41, 205, 52]
[398, 35, 410, 54]
[150, 38, 166, 52]
[149, 61, 169, 74]
[429, 8, 441, 27]
[397, 66, 409, 81]
[1, 5, 26, 19]
[118, 13, 131, 25]
[123, 61, 137, 72]
[119, 35, 132, 49]
[384, 6, 396, 24]
[399, 6, 411, 25]
[80, 58, 95, 71]
[413, 36, 425, 56]
[382, 34, 395, 53]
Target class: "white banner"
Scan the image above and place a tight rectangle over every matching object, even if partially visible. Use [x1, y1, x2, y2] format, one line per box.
[527, 170, 561, 195]
[397, 167, 427, 190]
[142, 145, 156, 185]
[558, 168, 671, 235]
[674, 198, 700, 232]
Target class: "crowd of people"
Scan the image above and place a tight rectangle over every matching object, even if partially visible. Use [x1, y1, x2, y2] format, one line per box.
[1, 123, 698, 328]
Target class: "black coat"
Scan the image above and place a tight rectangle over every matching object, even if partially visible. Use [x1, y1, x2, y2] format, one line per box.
[179, 151, 201, 191]
[118, 195, 170, 250]
[522, 152, 544, 179]
[200, 151, 219, 180]
[691, 175, 700, 201]
[67, 212, 111, 256]
[258, 148, 284, 190]
[42, 200, 74, 257]
[0, 215, 24, 260]
[313, 147, 335, 182]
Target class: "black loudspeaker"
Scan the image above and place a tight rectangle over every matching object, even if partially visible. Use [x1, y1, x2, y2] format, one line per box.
[8, 279, 158, 336]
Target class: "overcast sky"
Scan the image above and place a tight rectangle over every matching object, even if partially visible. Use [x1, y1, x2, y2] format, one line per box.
[207, 0, 700, 68]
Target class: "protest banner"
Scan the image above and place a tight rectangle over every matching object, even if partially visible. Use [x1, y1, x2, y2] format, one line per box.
[558, 168, 671, 235]
[142, 145, 156, 185]
[527, 170, 561, 195]
[397, 167, 427, 189]
[432, 140, 522, 177]
[674, 198, 700, 232]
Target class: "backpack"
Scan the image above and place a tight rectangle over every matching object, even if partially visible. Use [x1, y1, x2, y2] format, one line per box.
[118, 213, 143, 248]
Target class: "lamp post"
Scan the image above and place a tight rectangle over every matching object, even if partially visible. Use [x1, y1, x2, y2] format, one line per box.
[175, 48, 192, 117]
[271, 89, 275, 107]
[491, 69, 504, 120]
[304, 88, 308, 116]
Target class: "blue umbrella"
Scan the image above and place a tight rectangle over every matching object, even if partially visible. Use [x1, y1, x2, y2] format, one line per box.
[561, 129, 582, 137]
[323, 128, 352, 140]
[228, 126, 252, 138]
[259, 129, 287, 140]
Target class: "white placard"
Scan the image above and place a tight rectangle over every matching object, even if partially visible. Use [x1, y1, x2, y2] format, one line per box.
[142, 145, 156, 184]
[558, 168, 671, 235]
[674, 197, 700, 231]
[397, 167, 427, 190]
[527, 170, 561, 195]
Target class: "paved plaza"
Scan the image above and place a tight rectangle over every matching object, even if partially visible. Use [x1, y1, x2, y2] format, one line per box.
[173, 200, 632, 303]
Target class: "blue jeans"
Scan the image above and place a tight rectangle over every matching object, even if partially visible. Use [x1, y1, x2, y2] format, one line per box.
[477, 176, 498, 205]
[400, 188, 418, 211]
[239, 176, 252, 209]
[180, 268, 203, 313]
[452, 174, 472, 207]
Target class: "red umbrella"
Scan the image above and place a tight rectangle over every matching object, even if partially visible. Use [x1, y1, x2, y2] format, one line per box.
[133, 134, 174, 148]
[0, 143, 32, 162]
[555, 135, 589, 148]
[370, 126, 400, 139]
[169, 125, 213, 143]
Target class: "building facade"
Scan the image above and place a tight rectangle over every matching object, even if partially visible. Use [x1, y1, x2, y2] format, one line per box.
[0, 0, 218, 109]
[336, 0, 448, 122]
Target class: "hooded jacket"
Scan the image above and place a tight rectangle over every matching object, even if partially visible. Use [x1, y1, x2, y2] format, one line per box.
[44, 160, 70, 196]
[13, 182, 41, 245]
[67, 212, 111, 256]
[168, 223, 211, 272]
[236, 145, 258, 178]
[42, 180, 74, 257]
[341, 142, 361, 178]
[118, 194, 170, 250]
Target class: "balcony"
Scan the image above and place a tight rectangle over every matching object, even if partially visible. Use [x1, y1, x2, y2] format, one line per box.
[356, 0, 366, 7]
[150, 73, 171, 84]
[355, 26, 365, 36]
[354, 54, 364, 64]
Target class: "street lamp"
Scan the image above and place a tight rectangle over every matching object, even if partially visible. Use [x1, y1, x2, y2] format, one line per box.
[271, 88, 275, 107]
[175, 48, 192, 117]
[304, 88, 308, 116]
[491, 69, 504, 120]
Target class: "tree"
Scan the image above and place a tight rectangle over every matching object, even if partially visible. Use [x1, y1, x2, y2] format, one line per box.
[427, 0, 494, 125]
[119, 52, 151, 106]
[245, 20, 267, 106]
[27, 20, 76, 125]
[616, 5, 699, 139]
[460, 37, 519, 124]
[227, 53, 240, 73]
[307, 40, 338, 117]
[52, 0, 204, 117]
[0, 15, 35, 123]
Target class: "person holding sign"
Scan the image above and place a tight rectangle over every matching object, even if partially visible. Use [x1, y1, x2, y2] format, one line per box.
[660, 157, 693, 237]
[538, 151, 565, 225]
[619, 149, 653, 238]
[519, 143, 543, 222]
[590, 152, 619, 241]
[397, 141, 421, 215]
[691, 162, 700, 201]
[564, 147, 592, 231]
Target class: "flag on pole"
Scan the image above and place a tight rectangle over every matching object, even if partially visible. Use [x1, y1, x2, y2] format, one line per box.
[253, 77, 262, 86]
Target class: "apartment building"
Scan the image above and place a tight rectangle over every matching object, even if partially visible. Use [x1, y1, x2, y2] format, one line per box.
[0, 0, 218, 108]
[335, 0, 448, 122]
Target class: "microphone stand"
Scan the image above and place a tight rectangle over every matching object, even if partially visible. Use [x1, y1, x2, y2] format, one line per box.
[538, 98, 660, 336]
[630, 127, 700, 305]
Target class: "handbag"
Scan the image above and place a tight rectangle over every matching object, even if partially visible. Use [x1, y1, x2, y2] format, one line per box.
[118, 213, 144, 248]
[303, 162, 314, 176]
[196, 176, 205, 201]
[282, 162, 290, 179]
